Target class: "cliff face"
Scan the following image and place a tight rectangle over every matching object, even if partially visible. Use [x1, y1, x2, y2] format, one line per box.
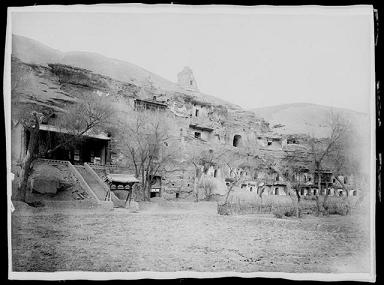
[12, 34, 239, 109]
[12, 35, 319, 199]
[11, 52, 277, 198]
[11, 57, 140, 112]
[11, 35, 273, 145]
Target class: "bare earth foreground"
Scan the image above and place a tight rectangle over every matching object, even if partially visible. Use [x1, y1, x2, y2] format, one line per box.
[11, 201, 371, 273]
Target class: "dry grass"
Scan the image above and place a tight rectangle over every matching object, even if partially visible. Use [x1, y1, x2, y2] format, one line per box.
[11, 201, 371, 273]
[218, 190, 360, 217]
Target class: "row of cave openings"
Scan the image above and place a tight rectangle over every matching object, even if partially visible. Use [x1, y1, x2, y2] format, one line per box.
[191, 129, 243, 148]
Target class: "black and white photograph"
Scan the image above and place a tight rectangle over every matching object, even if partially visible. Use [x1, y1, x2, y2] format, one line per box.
[5, 4, 376, 281]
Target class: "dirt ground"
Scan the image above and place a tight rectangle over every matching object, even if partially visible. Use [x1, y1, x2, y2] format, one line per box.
[10, 201, 371, 273]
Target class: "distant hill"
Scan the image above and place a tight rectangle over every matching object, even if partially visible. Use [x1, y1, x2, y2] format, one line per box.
[12, 34, 238, 109]
[250, 103, 370, 138]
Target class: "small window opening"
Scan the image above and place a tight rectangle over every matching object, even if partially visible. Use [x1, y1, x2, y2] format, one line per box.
[195, 109, 199, 117]
[190, 80, 193, 86]
[150, 192, 156, 198]
[194, 132, 201, 139]
[176, 193, 180, 199]
[233, 135, 242, 147]
[214, 169, 218, 178]
[274, 188, 279, 195]
[267, 141, 272, 146]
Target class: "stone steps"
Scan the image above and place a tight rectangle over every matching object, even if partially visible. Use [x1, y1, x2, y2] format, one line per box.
[75, 166, 108, 201]
[75, 164, 127, 208]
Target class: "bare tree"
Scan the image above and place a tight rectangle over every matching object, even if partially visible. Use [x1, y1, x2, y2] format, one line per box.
[188, 147, 228, 202]
[326, 114, 369, 205]
[116, 110, 178, 201]
[280, 149, 312, 217]
[12, 93, 113, 202]
[306, 112, 350, 214]
[217, 149, 243, 205]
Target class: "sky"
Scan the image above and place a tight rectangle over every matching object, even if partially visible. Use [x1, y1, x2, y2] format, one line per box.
[11, 6, 374, 113]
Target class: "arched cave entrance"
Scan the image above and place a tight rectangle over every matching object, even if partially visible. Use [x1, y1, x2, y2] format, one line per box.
[233, 135, 242, 147]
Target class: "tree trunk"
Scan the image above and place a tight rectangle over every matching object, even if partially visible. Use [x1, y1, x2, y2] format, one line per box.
[19, 128, 39, 202]
[295, 187, 301, 218]
[193, 166, 201, 202]
[323, 182, 330, 215]
[223, 184, 234, 205]
[258, 185, 265, 199]
[141, 168, 146, 201]
[193, 175, 198, 202]
[335, 176, 349, 197]
[316, 170, 322, 215]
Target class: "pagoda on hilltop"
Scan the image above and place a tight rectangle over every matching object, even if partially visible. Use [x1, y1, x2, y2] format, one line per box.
[177, 66, 199, 92]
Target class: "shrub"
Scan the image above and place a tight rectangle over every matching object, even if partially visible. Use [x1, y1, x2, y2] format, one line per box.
[273, 209, 283, 219]
[217, 189, 356, 217]
[217, 190, 305, 216]
[217, 203, 231, 215]
[324, 197, 351, 216]
[272, 206, 297, 218]
[303, 195, 317, 201]
[197, 176, 217, 200]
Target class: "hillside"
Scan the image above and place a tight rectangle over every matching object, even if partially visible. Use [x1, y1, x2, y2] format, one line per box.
[12, 34, 239, 110]
[250, 103, 370, 138]
[12, 35, 370, 141]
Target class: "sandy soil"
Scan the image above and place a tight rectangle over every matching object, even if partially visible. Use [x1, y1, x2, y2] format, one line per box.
[10, 201, 371, 273]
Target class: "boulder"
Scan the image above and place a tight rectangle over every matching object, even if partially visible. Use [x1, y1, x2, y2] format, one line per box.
[30, 177, 59, 194]
[28, 162, 70, 195]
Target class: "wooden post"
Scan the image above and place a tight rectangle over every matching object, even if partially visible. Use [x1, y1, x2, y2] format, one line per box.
[160, 176, 162, 197]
